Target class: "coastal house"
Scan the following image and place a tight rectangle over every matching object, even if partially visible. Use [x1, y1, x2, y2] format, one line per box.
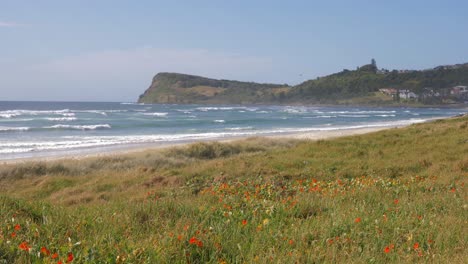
[450, 85, 468, 96]
[399, 90, 418, 100]
[379, 88, 397, 96]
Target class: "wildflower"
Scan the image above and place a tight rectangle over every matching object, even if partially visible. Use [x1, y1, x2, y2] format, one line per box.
[450, 188, 456, 193]
[52, 253, 59, 259]
[242, 219, 247, 226]
[384, 246, 391, 253]
[189, 236, 203, 247]
[384, 244, 394, 254]
[393, 199, 399, 205]
[67, 252, 74, 262]
[58, 261, 63, 264]
[262, 219, 270, 225]
[18, 241, 30, 251]
[288, 239, 294, 245]
[413, 242, 419, 250]
[41, 246, 50, 256]
[14, 224, 21, 231]
[11, 232, 16, 238]
[354, 217, 361, 223]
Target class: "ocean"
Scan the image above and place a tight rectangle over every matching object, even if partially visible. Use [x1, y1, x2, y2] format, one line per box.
[0, 101, 466, 161]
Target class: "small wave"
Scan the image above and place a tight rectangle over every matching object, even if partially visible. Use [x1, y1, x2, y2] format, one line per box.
[142, 112, 168, 117]
[214, 120, 225, 123]
[0, 126, 30, 132]
[46, 117, 78, 121]
[225, 127, 253, 131]
[0, 109, 73, 117]
[0, 114, 17, 119]
[282, 107, 308, 114]
[374, 114, 396, 117]
[196, 107, 247, 112]
[45, 124, 111, 131]
[338, 115, 371, 118]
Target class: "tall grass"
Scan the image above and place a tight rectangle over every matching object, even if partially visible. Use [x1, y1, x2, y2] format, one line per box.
[0, 116, 467, 263]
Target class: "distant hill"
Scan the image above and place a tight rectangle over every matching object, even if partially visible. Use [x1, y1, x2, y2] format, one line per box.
[138, 62, 468, 105]
[138, 73, 290, 104]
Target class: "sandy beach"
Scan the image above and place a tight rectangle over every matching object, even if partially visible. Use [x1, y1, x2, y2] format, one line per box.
[0, 124, 404, 165]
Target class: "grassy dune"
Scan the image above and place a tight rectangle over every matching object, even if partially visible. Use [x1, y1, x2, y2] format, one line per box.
[0, 116, 467, 263]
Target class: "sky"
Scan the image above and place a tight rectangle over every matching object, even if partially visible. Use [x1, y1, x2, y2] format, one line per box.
[1, 0, 468, 102]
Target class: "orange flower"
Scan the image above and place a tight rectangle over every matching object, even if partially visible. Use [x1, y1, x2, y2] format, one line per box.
[18, 241, 30, 251]
[58, 261, 63, 264]
[67, 252, 74, 262]
[11, 232, 16, 238]
[288, 239, 294, 245]
[450, 188, 456, 193]
[413, 242, 419, 250]
[51, 253, 59, 259]
[14, 224, 21, 231]
[41, 246, 50, 256]
[354, 217, 361, 223]
[384, 246, 391, 253]
[189, 237, 203, 247]
[242, 219, 247, 226]
[393, 199, 399, 205]
[189, 237, 198, 245]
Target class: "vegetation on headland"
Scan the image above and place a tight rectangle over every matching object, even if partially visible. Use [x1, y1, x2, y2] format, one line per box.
[138, 61, 468, 106]
[1, 115, 467, 263]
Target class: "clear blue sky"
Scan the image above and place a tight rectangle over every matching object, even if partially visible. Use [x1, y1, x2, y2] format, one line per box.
[1, 0, 468, 101]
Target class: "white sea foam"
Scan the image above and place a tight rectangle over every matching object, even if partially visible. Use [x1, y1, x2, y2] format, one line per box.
[0, 126, 30, 132]
[142, 112, 168, 117]
[46, 124, 111, 130]
[338, 115, 371, 118]
[0, 109, 73, 117]
[46, 117, 78, 121]
[374, 114, 396, 117]
[214, 120, 225, 123]
[225, 127, 253, 131]
[0, 118, 433, 155]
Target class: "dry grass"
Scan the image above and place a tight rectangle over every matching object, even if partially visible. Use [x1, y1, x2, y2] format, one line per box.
[0, 116, 467, 263]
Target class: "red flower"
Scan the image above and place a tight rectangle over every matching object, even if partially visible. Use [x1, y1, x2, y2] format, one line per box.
[11, 232, 16, 238]
[58, 261, 63, 264]
[450, 188, 456, 193]
[67, 252, 74, 262]
[14, 224, 21, 231]
[288, 239, 294, 245]
[242, 219, 247, 226]
[384, 246, 391, 253]
[413, 242, 419, 250]
[393, 199, 399, 205]
[18, 241, 30, 251]
[189, 237, 203, 247]
[189, 237, 198, 245]
[384, 244, 394, 253]
[41, 246, 50, 256]
[51, 253, 59, 259]
[354, 217, 361, 223]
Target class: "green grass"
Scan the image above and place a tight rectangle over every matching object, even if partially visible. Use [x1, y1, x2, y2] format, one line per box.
[0, 116, 467, 263]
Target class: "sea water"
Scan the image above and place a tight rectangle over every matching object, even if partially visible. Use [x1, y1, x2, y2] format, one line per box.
[0, 101, 466, 160]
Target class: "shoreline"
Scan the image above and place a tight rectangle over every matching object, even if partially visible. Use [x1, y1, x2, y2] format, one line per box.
[0, 124, 408, 165]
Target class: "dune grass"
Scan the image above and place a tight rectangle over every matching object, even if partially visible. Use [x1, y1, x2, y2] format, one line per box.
[0, 116, 467, 263]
